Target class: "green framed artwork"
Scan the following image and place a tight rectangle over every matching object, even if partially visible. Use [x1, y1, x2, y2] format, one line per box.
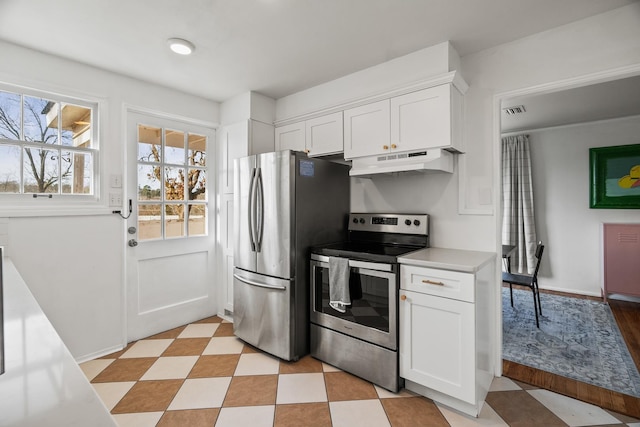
[589, 143, 640, 208]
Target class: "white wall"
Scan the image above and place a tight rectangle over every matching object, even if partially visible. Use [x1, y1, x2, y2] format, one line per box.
[460, 3, 640, 255]
[526, 117, 640, 296]
[0, 40, 220, 360]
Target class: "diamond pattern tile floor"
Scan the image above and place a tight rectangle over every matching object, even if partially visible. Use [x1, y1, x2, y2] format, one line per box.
[81, 315, 640, 427]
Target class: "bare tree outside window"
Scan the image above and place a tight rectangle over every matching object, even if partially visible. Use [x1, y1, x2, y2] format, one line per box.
[0, 89, 95, 195]
[137, 124, 207, 240]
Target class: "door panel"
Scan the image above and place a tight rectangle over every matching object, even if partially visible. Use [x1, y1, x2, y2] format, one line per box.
[126, 111, 216, 342]
[256, 151, 292, 279]
[233, 154, 257, 272]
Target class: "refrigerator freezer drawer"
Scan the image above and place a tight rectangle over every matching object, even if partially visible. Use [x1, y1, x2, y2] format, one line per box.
[232, 268, 294, 361]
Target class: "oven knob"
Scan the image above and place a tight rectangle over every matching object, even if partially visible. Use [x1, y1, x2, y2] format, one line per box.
[414, 220, 421, 226]
[352, 218, 358, 224]
[359, 218, 365, 224]
[404, 219, 411, 226]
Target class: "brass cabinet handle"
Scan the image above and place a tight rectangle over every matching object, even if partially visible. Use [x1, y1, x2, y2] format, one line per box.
[391, 144, 397, 149]
[383, 145, 389, 150]
[422, 279, 445, 286]
[400, 294, 407, 301]
[304, 149, 310, 153]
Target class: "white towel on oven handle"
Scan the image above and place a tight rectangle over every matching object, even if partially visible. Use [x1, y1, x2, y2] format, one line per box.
[328, 256, 350, 313]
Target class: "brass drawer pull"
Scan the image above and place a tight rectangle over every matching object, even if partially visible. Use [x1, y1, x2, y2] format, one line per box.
[400, 294, 407, 301]
[422, 279, 445, 286]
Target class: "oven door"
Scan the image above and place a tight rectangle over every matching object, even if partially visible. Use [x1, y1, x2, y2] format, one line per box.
[310, 254, 397, 350]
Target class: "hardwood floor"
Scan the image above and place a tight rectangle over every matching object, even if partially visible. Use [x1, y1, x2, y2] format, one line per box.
[502, 288, 640, 418]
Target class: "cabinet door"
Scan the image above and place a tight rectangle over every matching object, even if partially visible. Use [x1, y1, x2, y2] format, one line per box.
[219, 122, 250, 194]
[249, 119, 275, 155]
[305, 112, 343, 157]
[399, 289, 475, 403]
[219, 194, 235, 313]
[391, 85, 451, 151]
[343, 99, 390, 159]
[275, 122, 306, 152]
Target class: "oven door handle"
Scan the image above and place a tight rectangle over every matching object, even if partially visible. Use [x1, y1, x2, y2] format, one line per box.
[310, 254, 394, 272]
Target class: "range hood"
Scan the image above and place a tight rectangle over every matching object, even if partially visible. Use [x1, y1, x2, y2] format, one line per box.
[349, 149, 454, 177]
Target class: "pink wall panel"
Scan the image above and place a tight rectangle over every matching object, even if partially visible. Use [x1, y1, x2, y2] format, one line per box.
[604, 223, 640, 300]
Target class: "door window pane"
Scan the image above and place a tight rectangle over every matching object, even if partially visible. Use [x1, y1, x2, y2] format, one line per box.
[188, 133, 206, 166]
[136, 123, 208, 240]
[164, 129, 185, 164]
[164, 166, 185, 201]
[138, 203, 162, 240]
[188, 169, 206, 200]
[165, 204, 185, 238]
[188, 204, 206, 236]
[138, 165, 161, 200]
[138, 125, 162, 162]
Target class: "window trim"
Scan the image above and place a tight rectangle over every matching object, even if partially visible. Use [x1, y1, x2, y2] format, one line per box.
[0, 81, 106, 217]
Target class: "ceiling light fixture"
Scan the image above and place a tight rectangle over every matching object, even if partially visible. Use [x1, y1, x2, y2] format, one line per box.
[167, 38, 195, 55]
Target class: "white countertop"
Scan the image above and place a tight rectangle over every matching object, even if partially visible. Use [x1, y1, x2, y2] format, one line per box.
[398, 247, 496, 273]
[0, 258, 116, 427]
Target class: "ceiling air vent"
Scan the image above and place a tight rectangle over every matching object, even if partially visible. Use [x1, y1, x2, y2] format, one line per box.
[503, 105, 526, 115]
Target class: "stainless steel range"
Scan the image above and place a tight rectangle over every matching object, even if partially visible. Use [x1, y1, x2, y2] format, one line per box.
[309, 213, 429, 392]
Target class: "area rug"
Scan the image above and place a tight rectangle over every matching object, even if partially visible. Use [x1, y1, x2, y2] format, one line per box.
[502, 287, 640, 397]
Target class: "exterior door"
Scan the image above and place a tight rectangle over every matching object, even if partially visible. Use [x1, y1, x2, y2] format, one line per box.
[126, 111, 216, 342]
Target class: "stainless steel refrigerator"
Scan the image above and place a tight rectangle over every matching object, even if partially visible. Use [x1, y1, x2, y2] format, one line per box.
[233, 150, 350, 361]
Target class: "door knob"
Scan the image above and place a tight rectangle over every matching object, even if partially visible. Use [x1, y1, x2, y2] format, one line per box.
[128, 239, 138, 247]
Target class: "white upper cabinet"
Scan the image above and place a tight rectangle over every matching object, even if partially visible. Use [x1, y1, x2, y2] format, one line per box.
[276, 112, 344, 157]
[275, 122, 306, 152]
[391, 84, 462, 152]
[343, 99, 390, 159]
[305, 112, 343, 156]
[344, 82, 464, 159]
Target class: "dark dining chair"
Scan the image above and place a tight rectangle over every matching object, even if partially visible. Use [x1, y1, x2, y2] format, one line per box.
[502, 242, 545, 328]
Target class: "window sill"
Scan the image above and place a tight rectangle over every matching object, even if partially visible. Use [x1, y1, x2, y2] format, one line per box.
[0, 204, 119, 218]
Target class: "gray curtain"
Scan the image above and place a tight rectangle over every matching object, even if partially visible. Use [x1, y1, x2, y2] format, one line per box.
[502, 134, 537, 274]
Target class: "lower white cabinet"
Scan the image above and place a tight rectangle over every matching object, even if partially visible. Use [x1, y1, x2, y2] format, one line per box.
[399, 260, 495, 417]
[399, 289, 475, 402]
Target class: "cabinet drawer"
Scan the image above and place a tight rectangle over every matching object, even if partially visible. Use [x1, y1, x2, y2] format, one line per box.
[400, 265, 474, 303]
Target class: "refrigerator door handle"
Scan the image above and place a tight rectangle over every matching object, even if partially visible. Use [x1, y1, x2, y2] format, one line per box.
[255, 167, 264, 252]
[248, 167, 258, 251]
[233, 273, 286, 290]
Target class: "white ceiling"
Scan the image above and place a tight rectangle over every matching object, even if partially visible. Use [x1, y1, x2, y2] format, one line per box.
[501, 75, 640, 133]
[0, 0, 636, 105]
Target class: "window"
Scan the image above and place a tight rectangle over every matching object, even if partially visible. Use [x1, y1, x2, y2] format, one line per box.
[0, 87, 97, 197]
[137, 124, 208, 240]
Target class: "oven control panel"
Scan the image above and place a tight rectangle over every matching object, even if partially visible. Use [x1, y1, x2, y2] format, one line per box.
[349, 213, 429, 235]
